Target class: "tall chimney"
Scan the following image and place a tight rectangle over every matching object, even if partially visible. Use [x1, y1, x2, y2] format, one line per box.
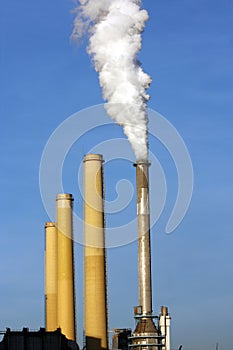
[45, 222, 58, 331]
[83, 154, 108, 350]
[56, 193, 76, 341]
[135, 162, 152, 315]
[131, 161, 159, 349]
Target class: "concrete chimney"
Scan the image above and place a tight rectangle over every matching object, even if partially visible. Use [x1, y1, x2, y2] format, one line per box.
[83, 154, 108, 350]
[45, 222, 58, 331]
[56, 193, 76, 341]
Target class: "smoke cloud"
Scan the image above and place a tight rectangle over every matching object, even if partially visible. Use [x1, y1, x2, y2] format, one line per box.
[72, 0, 151, 160]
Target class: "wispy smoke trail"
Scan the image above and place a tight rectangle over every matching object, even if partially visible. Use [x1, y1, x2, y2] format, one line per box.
[72, 0, 151, 160]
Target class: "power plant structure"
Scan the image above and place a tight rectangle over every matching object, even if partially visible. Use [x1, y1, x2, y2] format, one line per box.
[0, 328, 78, 350]
[45, 222, 58, 332]
[0, 153, 171, 350]
[44, 194, 76, 342]
[83, 154, 108, 350]
[129, 161, 161, 348]
[129, 162, 171, 349]
[43, 154, 171, 350]
[56, 194, 76, 342]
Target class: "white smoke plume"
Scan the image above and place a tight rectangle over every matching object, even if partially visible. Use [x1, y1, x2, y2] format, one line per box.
[72, 0, 151, 160]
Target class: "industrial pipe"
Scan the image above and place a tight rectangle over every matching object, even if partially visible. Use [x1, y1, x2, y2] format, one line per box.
[159, 306, 171, 350]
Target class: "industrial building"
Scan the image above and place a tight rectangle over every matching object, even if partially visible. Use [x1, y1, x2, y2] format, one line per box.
[0, 328, 78, 350]
[45, 155, 171, 349]
[1, 154, 171, 350]
[112, 329, 132, 350]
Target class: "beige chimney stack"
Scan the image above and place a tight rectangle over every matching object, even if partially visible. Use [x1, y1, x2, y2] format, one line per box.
[83, 154, 108, 350]
[45, 222, 58, 331]
[56, 193, 76, 341]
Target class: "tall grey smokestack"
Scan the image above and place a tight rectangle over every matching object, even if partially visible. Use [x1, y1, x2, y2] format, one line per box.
[135, 161, 152, 315]
[131, 161, 159, 349]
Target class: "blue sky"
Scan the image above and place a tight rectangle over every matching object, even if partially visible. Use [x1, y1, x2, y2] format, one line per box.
[0, 1, 232, 349]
